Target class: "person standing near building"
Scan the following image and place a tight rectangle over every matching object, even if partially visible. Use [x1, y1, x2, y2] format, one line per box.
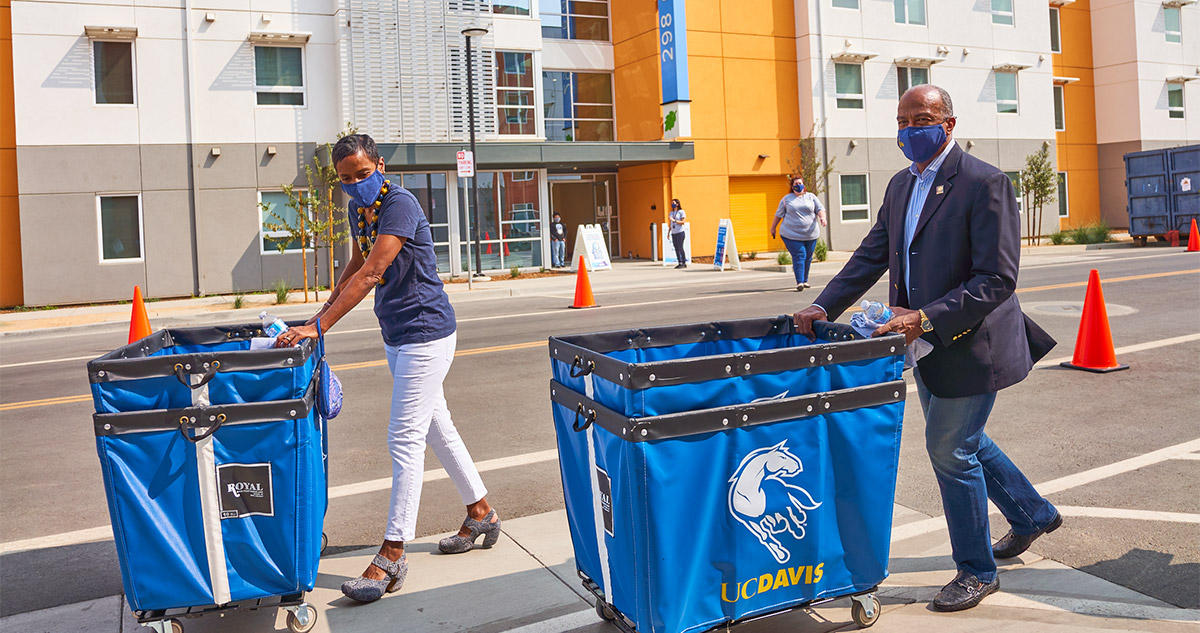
[549, 212, 567, 268]
[669, 198, 688, 268]
[770, 176, 827, 291]
[275, 134, 500, 604]
[793, 85, 1060, 612]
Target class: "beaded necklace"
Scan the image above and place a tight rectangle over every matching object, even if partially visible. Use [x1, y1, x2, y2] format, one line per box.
[354, 179, 390, 285]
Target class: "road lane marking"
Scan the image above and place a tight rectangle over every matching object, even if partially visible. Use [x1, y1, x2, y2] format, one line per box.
[1036, 333, 1200, 369]
[1015, 268, 1199, 294]
[0, 448, 562, 556]
[499, 609, 600, 633]
[1172, 453, 1200, 461]
[1056, 506, 1200, 524]
[0, 355, 97, 370]
[0, 394, 92, 411]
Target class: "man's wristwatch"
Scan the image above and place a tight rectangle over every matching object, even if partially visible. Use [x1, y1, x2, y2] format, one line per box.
[918, 309, 934, 333]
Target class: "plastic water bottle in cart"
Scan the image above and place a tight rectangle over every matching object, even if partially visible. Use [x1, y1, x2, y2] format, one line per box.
[860, 300, 893, 323]
[259, 311, 288, 338]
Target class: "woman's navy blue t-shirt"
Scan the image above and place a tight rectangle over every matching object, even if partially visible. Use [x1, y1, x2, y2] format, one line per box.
[350, 186, 456, 347]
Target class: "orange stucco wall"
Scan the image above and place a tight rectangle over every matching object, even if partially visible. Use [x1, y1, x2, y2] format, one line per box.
[613, 0, 800, 257]
[1053, 0, 1102, 230]
[0, 0, 23, 306]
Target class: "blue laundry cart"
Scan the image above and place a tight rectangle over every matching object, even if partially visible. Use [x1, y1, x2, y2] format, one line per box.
[548, 317, 907, 632]
[88, 323, 329, 633]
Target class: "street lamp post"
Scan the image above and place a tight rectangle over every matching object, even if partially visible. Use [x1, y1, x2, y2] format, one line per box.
[462, 26, 489, 279]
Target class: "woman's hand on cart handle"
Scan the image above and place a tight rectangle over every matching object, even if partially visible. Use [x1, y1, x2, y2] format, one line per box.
[275, 324, 319, 348]
[793, 305, 828, 341]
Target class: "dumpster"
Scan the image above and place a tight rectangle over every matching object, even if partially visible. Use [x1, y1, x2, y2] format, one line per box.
[1125, 148, 1171, 242]
[1168, 144, 1200, 236]
[549, 317, 906, 632]
[88, 323, 327, 633]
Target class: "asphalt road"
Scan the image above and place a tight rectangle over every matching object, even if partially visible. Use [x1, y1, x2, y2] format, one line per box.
[1, 248, 1198, 618]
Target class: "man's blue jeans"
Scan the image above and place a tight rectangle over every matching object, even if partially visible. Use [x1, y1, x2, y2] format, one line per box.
[915, 370, 1058, 582]
[551, 240, 566, 267]
[781, 237, 817, 284]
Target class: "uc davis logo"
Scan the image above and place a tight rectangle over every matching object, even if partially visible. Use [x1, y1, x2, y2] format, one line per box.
[728, 441, 821, 564]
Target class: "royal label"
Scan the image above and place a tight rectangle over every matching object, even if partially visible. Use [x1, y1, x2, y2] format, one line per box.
[217, 463, 274, 519]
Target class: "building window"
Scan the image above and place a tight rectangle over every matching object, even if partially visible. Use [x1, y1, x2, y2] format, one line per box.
[835, 63, 864, 109]
[495, 52, 536, 135]
[996, 72, 1019, 113]
[897, 66, 929, 96]
[833, 0, 859, 7]
[259, 190, 308, 253]
[1057, 172, 1069, 218]
[540, 0, 610, 42]
[543, 71, 614, 141]
[93, 41, 135, 105]
[1168, 83, 1185, 119]
[1004, 171, 1023, 213]
[388, 173, 451, 273]
[839, 174, 870, 222]
[894, 0, 926, 25]
[494, 0, 531, 16]
[459, 171, 544, 270]
[1165, 7, 1181, 43]
[1050, 8, 1061, 52]
[992, 0, 1014, 25]
[1053, 85, 1065, 131]
[97, 195, 143, 261]
[255, 46, 305, 106]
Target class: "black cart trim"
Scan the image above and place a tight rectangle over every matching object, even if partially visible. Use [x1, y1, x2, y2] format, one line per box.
[94, 381, 315, 438]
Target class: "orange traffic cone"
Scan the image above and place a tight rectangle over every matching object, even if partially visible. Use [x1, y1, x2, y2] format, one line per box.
[485, 232, 492, 255]
[1060, 270, 1128, 373]
[128, 285, 152, 343]
[1187, 219, 1199, 252]
[569, 256, 598, 309]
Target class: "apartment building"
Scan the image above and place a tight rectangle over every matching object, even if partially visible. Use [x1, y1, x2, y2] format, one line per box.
[2, 0, 1195, 306]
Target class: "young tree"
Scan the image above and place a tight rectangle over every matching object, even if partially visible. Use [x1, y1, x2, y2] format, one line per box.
[1020, 145, 1057, 245]
[260, 185, 315, 302]
[786, 121, 836, 197]
[305, 143, 350, 299]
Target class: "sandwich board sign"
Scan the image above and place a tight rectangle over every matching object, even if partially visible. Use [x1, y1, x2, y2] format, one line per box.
[571, 224, 612, 272]
[713, 219, 741, 271]
[661, 223, 691, 266]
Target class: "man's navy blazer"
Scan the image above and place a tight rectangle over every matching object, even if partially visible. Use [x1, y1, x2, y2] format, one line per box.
[813, 143, 1055, 398]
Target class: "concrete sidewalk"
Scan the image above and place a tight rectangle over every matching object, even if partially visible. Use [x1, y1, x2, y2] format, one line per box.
[4, 502, 1196, 633]
[0, 240, 1140, 339]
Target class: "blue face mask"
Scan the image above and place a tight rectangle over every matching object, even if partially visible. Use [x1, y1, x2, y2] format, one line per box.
[341, 168, 386, 211]
[792, 183, 805, 194]
[897, 122, 948, 163]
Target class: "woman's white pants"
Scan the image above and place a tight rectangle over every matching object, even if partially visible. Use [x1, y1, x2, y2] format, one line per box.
[383, 332, 487, 542]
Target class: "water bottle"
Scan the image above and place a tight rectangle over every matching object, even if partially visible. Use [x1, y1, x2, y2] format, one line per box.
[259, 311, 288, 338]
[860, 300, 894, 323]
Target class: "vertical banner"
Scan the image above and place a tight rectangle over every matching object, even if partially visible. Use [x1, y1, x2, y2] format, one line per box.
[661, 223, 691, 266]
[658, 0, 691, 140]
[713, 219, 742, 271]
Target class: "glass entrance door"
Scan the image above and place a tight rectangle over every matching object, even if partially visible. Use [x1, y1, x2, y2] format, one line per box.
[386, 173, 452, 273]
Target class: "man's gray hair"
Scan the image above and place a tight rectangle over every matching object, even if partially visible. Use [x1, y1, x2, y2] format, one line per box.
[332, 133, 380, 166]
[929, 85, 954, 118]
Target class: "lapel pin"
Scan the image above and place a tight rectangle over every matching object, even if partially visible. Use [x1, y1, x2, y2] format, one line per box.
[935, 185, 944, 195]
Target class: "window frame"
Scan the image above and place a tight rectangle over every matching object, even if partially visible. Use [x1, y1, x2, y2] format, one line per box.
[253, 44, 307, 108]
[995, 71, 1020, 114]
[992, 0, 1015, 25]
[96, 193, 145, 263]
[897, 65, 930, 96]
[542, 69, 616, 142]
[893, 0, 926, 25]
[1057, 172, 1069, 218]
[1050, 7, 1061, 53]
[1053, 84, 1066, 131]
[258, 189, 312, 255]
[1167, 83, 1185, 119]
[1165, 6, 1182, 44]
[834, 63, 865, 110]
[539, 0, 612, 43]
[832, 0, 859, 8]
[493, 0, 531, 16]
[494, 51, 538, 137]
[838, 173, 871, 223]
[92, 39, 137, 107]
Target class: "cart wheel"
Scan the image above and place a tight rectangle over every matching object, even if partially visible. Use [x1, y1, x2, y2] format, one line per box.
[286, 604, 318, 633]
[850, 595, 880, 628]
[320, 532, 328, 556]
[595, 599, 616, 621]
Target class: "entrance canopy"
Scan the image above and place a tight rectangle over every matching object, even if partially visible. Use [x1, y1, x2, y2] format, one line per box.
[378, 141, 694, 172]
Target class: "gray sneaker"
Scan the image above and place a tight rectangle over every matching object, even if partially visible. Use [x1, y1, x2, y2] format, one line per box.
[341, 553, 408, 603]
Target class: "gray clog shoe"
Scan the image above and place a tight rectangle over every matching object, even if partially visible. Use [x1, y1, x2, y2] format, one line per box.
[438, 510, 501, 554]
[341, 553, 408, 603]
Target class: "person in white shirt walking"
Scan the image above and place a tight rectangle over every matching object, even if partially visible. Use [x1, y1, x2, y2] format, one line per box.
[669, 199, 688, 268]
[770, 177, 827, 291]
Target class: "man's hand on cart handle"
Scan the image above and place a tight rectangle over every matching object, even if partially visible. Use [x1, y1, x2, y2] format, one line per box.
[792, 305, 828, 341]
[275, 324, 319, 348]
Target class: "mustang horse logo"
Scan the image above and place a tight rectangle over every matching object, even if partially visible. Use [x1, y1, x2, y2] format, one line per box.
[728, 441, 821, 564]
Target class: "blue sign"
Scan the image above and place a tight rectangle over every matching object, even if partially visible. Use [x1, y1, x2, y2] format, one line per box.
[713, 225, 728, 267]
[658, 0, 690, 104]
